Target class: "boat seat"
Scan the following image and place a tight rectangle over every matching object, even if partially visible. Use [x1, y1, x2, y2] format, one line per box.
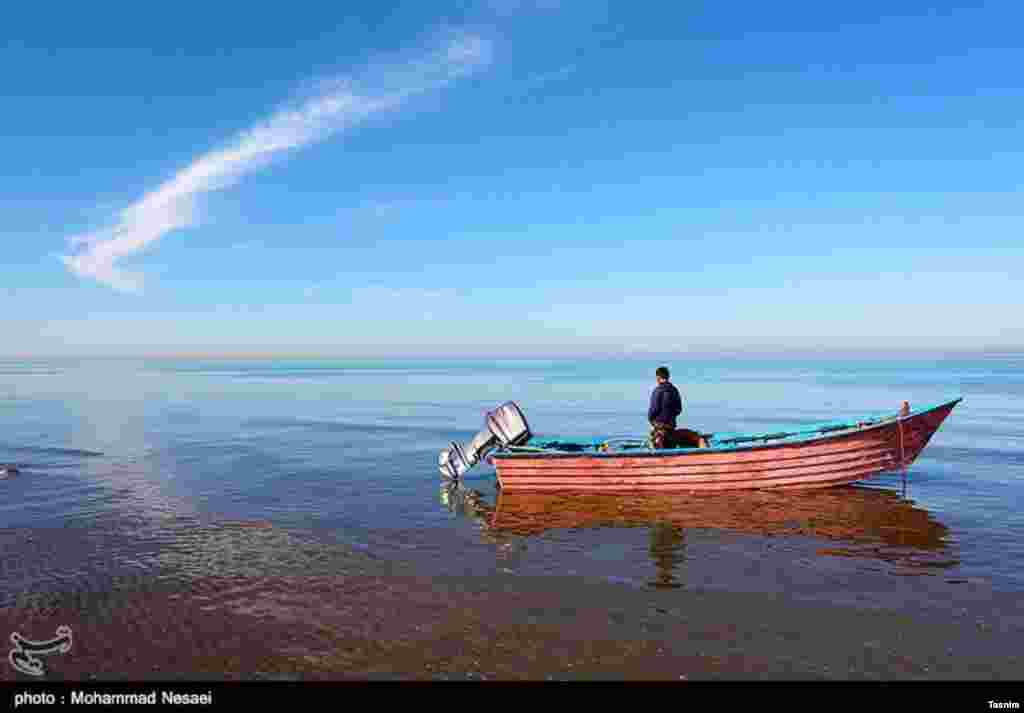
[667, 428, 708, 449]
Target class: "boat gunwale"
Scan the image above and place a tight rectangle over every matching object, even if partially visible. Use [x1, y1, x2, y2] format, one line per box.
[491, 397, 961, 461]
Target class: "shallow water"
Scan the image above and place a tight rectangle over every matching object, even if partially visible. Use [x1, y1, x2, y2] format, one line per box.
[1, 356, 1022, 613]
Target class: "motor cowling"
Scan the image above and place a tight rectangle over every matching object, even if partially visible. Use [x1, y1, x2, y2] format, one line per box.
[486, 401, 532, 447]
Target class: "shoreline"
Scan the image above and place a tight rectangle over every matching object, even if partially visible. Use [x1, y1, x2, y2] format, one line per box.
[2, 571, 1021, 681]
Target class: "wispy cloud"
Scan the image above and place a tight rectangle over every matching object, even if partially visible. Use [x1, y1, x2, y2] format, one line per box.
[517, 63, 578, 95]
[485, 0, 563, 15]
[349, 286, 460, 302]
[61, 32, 492, 293]
[346, 285, 463, 322]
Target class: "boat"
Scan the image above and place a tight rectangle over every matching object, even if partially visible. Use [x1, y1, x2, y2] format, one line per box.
[439, 398, 961, 493]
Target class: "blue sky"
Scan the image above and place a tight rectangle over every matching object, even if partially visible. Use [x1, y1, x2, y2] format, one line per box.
[3, 0, 1022, 356]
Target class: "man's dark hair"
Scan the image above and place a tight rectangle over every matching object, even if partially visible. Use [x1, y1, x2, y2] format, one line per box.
[656, 366, 670, 380]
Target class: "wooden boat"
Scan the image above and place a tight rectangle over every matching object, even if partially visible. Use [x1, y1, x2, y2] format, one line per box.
[488, 398, 961, 493]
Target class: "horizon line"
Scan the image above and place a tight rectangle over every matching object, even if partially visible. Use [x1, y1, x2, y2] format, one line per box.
[1, 346, 1021, 361]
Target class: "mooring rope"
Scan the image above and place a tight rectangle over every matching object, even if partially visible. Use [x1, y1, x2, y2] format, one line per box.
[897, 414, 906, 468]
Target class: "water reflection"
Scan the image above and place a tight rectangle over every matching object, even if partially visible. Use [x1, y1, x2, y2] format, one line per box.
[440, 482, 957, 584]
[648, 522, 686, 589]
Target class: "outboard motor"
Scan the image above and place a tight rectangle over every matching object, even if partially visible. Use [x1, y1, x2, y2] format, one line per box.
[438, 442, 470, 480]
[438, 429, 498, 480]
[439, 401, 532, 480]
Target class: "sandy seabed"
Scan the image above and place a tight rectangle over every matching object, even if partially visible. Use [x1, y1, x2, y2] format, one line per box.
[2, 568, 1022, 682]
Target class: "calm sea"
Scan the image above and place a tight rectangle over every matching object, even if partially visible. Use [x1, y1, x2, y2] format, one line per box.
[1, 356, 1022, 613]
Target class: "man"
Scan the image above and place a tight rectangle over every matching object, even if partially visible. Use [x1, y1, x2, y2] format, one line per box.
[647, 366, 683, 449]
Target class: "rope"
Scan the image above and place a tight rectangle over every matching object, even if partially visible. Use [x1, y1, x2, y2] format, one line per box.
[897, 415, 906, 468]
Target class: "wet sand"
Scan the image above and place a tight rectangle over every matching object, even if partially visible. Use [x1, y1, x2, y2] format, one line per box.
[2, 570, 1022, 681]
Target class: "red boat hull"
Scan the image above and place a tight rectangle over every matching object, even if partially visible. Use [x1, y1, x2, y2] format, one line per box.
[492, 400, 959, 492]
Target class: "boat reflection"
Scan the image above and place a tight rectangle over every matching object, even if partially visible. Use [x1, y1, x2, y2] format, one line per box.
[440, 481, 957, 582]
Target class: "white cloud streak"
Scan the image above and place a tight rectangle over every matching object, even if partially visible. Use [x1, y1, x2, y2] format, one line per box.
[61, 32, 492, 292]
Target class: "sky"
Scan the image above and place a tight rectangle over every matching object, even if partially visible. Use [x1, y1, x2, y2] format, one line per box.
[2, 0, 1022, 357]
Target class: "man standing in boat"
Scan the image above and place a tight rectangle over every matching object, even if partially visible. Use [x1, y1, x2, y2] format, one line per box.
[648, 366, 683, 449]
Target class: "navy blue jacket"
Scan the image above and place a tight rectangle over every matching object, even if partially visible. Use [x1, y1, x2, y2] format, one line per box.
[648, 381, 683, 427]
